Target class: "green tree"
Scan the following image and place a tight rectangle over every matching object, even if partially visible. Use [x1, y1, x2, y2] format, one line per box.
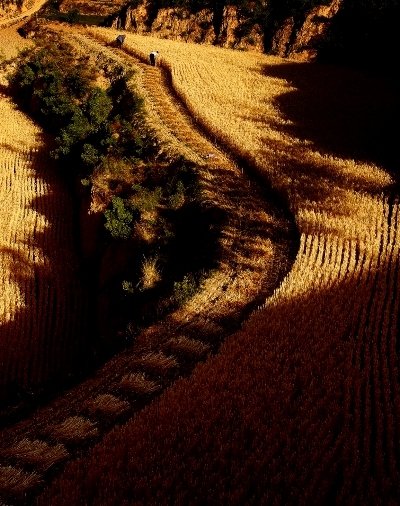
[104, 196, 134, 239]
[84, 87, 113, 131]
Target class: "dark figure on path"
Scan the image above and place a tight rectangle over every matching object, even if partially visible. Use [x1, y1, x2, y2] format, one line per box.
[116, 34, 125, 48]
[149, 51, 159, 66]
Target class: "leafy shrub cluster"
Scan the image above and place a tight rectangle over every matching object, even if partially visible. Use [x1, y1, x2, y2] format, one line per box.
[103, 157, 214, 315]
[8, 33, 145, 174]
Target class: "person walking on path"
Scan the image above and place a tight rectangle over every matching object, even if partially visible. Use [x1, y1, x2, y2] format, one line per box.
[149, 50, 159, 66]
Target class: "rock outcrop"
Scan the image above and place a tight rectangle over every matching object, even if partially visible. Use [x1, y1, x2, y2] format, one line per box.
[272, 0, 342, 60]
[112, 2, 263, 52]
[58, 0, 126, 16]
[0, 0, 33, 20]
[111, 0, 341, 60]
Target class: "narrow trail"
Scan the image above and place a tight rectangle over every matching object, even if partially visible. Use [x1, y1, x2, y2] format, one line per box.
[0, 30, 298, 505]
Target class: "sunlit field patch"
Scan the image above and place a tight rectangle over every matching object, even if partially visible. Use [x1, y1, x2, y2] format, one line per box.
[36, 27, 400, 505]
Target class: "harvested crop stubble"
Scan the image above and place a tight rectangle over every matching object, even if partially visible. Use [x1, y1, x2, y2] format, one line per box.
[38, 199, 400, 505]
[0, 94, 87, 402]
[35, 29, 400, 504]
[0, 29, 296, 504]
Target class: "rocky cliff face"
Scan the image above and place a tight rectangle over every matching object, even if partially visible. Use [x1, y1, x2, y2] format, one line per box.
[111, 0, 341, 59]
[0, 0, 33, 19]
[272, 0, 342, 60]
[112, 2, 264, 52]
[58, 0, 126, 16]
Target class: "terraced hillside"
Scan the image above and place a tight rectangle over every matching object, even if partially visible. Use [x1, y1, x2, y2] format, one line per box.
[0, 24, 296, 504]
[0, 7, 398, 501]
[33, 28, 400, 505]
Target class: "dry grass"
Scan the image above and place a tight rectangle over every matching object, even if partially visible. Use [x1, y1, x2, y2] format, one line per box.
[0, 22, 32, 59]
[48, 417, 99, 444]
[34, 29, 398, 504]
[0, 439, 69, 472]
[86, 394, 130, 418]
[138, 352, 179, 374]
[0, 30, 292, 502]
[140, 256, 161, 290]
[166, 336, 209, 358]
[3, 27, 397, 503]
[85, 30, 396, 347]
[59, 29, 289, 335]
[0, 465, 41, 496]
[116, 373, 162, 396]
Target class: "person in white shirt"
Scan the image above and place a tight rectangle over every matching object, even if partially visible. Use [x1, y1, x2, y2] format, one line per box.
[149, 51, 159, 66]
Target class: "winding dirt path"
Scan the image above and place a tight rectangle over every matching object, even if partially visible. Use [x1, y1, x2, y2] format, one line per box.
[0, 30, 297, 505]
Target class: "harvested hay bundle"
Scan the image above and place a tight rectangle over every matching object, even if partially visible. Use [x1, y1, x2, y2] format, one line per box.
[47, 417, 98, 444]
[85, 394, 130, 419]
[166, 336, 209, 358]
[116, 373, 161, 396]
[0, 439, 69, 472]
[0, 465, 41, 496]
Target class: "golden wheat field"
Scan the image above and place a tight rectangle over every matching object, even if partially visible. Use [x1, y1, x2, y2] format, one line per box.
[0, 18, 398, 502]
[87, 29, 397, 330]
[0, 89, 88, 400]
[33, 27, 398, 503]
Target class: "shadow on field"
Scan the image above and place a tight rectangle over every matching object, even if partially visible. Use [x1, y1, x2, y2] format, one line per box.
[34, 246, 400, 506]
[261, 62, 398, 176]
[0, 132, 92, 425]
